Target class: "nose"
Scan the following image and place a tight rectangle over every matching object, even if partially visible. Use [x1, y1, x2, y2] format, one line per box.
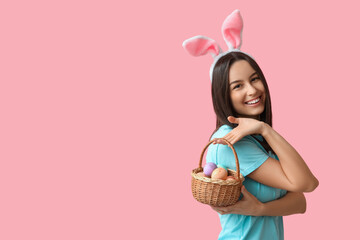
[246, 83, 257, 96]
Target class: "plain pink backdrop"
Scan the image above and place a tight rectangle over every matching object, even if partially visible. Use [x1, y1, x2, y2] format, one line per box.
[1, 0, 359, 239]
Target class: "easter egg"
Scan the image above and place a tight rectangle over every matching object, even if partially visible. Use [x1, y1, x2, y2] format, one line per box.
[197, 172, 207, 177]
[204, 162, 217, 177]
[217, 165, 228, 172]
[226, 176, 237, 182]
[211, 167, 228, 180]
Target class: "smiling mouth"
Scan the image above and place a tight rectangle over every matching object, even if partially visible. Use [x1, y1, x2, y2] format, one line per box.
[245, 96, 261, 105]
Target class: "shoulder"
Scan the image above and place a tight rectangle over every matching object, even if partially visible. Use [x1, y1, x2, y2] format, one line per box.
[210, 125, 233, 140]
[206, 125, 232, 165]
[208, 127, 270, 176]
[211, 125, 261, 148]
[216, 135, 264, 158]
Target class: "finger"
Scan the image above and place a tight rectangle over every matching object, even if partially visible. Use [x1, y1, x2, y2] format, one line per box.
[218, 209, 229, 215]
[241, 185, 250, 197]
[226, 135, 236, 145]
[221, 135, 230, 143]
[211, 206, 223, 211]
[231, 131, 242, 144]
[217, 139, 227, 145]
[223, 133, 234, 142]
[213, 138, 223, 145]
[228, 116, 240, 124]
[227, 116, 236, 124]
[211, 207, 221, 213]
[211, 207, 226, 215]
[214, 206, 228, 212]
[229, 135, 236, 145]
[223, 136, 232, 145]
[216, 207, 226, 212]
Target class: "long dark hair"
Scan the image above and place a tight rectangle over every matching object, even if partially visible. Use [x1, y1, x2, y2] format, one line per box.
[211, 51, 274, 154]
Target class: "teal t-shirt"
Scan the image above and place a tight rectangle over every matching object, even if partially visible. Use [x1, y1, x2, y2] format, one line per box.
[206, 125, 287, 240]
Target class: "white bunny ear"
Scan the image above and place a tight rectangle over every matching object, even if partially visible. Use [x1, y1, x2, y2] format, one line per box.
[222, 10, 243, 50]
[182, 35, 222, 58]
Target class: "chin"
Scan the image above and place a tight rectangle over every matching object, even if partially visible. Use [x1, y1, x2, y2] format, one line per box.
[235, 102, 265, 116]
[246, 113, 262, 119]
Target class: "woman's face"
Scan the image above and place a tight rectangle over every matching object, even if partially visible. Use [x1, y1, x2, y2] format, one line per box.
[228, 60, 266, 118]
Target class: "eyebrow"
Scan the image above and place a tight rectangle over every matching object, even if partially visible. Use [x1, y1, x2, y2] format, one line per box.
[229, 72, 258, 86]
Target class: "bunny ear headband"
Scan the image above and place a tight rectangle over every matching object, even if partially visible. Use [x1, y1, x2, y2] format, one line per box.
[183, 9, 247, 81]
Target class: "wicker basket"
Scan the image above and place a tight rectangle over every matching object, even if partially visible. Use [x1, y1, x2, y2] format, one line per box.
[191, 138, 244, 207]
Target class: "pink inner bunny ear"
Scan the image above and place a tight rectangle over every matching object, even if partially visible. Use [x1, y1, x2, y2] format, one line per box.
[182, 36, 221, 58]
[222, 10, 243, 49]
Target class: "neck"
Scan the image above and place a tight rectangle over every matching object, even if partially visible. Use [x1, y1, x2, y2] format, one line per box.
[236, 114, 261, 121]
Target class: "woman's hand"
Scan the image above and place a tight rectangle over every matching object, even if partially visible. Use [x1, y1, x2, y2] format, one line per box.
[211, 186, 264, 216]
[214, 116, 266, 145]
[212, 188, 307, 216]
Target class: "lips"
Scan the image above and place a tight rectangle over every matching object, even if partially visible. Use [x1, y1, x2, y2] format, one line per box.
[245, 96, 261, 105]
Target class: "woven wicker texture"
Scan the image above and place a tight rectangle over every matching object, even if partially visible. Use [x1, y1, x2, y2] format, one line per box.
[191, 138, 244, 207]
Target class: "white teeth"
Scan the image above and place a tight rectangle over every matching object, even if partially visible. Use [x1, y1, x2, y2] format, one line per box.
[246, 97, 260, 104]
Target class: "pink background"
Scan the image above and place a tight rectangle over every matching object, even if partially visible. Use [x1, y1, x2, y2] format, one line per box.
[1, 0, 359, 239]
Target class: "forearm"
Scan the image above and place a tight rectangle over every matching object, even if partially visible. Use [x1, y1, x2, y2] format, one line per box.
[262, 123, 319, 192]
[258, 192, 306, 216]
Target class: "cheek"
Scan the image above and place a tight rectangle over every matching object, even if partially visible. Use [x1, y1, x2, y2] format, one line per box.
[230, 92, 245, 109]
[260, 86, 266, 100]
[257, 82, 266, 92]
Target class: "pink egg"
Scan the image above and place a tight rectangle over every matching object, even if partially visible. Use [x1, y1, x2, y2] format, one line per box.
[226, 176, 237, 181]
[211, 168, 228, 180]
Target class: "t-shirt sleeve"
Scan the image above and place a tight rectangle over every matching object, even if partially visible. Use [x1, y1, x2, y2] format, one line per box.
[205, 125, 270, 177]
[209, 137, 270, 177]
[205, 141, 218, 166]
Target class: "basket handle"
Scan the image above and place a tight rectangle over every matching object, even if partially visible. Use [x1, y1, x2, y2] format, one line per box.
[199, 138, 241, 180]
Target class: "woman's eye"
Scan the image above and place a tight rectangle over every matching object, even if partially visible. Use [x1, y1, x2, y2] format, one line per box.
[233, 84, 242, 89]
[251, 77, 259, 82]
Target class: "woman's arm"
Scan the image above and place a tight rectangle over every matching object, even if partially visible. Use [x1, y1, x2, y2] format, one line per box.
[217, 116, 319, 192]
[260, 191, 306, 216]
[212, 186, 306, 216]
[260, 123, 319, 192]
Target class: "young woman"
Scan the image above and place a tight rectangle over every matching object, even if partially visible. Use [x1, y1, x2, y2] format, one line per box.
[183, 10, 319, 239]
[206, 51, 319, 239]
